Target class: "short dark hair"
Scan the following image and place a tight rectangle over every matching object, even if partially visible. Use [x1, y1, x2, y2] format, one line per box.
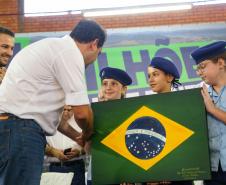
[0, 26, 15, 37]
[70, 19, 106, 48]
[209, 51, 226, 62]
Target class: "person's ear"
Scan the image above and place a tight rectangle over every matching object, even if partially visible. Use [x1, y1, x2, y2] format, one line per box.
[218, 58, 226, 70]
[121, 86, 127, 97]
[166, 74, 174, 83]
[90, 39, 99, 51]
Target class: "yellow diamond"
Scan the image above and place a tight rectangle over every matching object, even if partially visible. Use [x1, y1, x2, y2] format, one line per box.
[101, 106, 194, 170]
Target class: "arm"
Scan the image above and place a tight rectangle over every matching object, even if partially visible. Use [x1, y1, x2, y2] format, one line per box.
[54, 49, 92, 139]
[201, 85, 226, 124]
[57, 107, 84, 145]
[72, 104, 93, 141]
[57, 117, 84, 146]
[45, 144, 69, 161]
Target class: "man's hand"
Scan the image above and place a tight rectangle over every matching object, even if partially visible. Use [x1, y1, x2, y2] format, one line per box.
[64, 148, 85, 160]
[84, 140, 92, 154]
[45, 144, 69, 161]
[54, 149, 69, 161]
[72, 105, 94, 141]
[75, 132, 85, 147]
[82, 130, 93, 141]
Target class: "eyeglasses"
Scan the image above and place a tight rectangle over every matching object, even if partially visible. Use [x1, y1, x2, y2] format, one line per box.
[196, 61, 211, 73]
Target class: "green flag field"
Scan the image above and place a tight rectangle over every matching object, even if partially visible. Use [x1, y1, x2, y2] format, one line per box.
[91, 88, 211, 184]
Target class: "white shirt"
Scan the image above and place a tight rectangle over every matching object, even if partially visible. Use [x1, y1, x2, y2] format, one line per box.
[0, 35, 89, 135]
[46, 116, 84, 162]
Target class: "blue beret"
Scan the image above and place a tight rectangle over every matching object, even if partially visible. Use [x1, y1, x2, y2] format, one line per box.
[149, 57, 180, 79]
[191, 41, 226, 64]
[99, 67, 132, 86]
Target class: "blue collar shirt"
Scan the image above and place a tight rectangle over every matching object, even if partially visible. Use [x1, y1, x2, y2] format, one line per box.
[207, 85, 226, 171]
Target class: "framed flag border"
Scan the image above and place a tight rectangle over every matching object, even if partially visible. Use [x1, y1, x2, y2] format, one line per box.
[91, 88, 211, 184]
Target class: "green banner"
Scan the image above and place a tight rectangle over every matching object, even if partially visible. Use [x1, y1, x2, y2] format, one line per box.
[14, 37, 208, 97]
[91, 88, 211, 184]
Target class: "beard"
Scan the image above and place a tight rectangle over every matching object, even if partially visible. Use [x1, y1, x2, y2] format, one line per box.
[0, 52, 12, 67]
[0, 56, 10, 67]
[0, 62, 7, 67]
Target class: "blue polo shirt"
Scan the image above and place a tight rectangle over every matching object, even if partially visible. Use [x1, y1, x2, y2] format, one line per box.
[208, 85, 226, 171]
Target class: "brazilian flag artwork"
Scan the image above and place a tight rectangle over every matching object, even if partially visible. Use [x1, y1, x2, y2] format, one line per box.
[91, 88, 211, 184]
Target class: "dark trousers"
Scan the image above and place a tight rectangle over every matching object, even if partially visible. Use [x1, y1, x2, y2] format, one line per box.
[0, 115, 46, 185]
[204, 163, 226, 185]
[49, 159, 85, 185]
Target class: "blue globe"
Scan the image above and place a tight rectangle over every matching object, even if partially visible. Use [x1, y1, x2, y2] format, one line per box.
[125, 116, 166, 160]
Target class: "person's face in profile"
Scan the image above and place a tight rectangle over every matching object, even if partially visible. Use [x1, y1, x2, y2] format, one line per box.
[84, 39, 102, 67]
[147, 66, 173, 93]
[0, 33, 14, 67]
[62, 105, 73, 120]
